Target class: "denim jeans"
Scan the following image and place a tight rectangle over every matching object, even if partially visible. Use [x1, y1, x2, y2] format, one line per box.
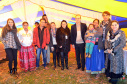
[36, 48, 47, 67]
[46, 45, 50, 63]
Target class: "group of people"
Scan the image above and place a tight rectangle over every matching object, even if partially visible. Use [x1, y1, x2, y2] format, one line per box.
[1, 11, 126, 84]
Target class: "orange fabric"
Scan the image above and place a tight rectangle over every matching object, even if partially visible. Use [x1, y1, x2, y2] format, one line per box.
[33, 27, 50, 49]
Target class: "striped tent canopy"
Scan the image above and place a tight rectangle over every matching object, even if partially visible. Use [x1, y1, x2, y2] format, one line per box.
[0, 0, 127, 30]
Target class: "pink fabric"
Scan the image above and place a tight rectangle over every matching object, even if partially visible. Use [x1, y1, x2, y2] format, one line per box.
[19, 45, 36, 72]
[96, 38, 99, 40]
[85, 40, 95, 44]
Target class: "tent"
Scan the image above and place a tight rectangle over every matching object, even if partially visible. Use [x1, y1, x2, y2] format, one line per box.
[0, 0, 127, 29]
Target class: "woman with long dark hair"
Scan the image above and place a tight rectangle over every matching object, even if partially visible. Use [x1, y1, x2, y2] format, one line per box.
[56, 20, 71, 70]
[1, 18, 21, 75]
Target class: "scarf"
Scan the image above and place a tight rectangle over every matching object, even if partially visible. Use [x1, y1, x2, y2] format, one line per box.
[51, 28, 57, 38]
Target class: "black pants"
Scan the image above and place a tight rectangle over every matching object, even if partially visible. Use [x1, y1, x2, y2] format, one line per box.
[75, 43, 85, 69]
[53, 45, 60, 67]
[5, 48, 17, 70]
[60, 52, 68, 68]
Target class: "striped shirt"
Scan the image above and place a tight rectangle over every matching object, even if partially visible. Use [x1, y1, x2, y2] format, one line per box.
[1, 32, 17, 49]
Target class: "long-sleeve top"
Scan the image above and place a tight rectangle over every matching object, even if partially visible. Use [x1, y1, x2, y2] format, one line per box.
[18, 29, 33, 47]
[85, 29, 97, 44]
[100, 19, 112, 42]
[71, 23, 87, 46]
[1, 32, 17, 49]
[56, 27, 71, 52]
[50, 28, 57, 47]
[93, 27, 104, 49]
[105, 29, 126, 74]
[33, 26, 50, 49]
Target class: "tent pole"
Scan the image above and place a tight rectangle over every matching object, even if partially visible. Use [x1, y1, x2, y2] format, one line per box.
[23, 0, 27, 21]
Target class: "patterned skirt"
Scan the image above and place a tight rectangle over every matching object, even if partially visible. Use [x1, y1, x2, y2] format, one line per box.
[19, 45, 36, 72]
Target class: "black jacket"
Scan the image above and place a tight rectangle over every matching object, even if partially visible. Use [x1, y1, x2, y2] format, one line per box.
[71, 23, 87, 46]
[56, 27, 71, 52]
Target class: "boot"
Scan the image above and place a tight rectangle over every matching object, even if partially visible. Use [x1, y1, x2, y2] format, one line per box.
[9, 69, 13, 75]
[61, 67, 64, 70]
[66, 64, 69, 70]
[13, 68, 17, 74]
[58, 64, 61, 67]
[66, 66, 69, 70]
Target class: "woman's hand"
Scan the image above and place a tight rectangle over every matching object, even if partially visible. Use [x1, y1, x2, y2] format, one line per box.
[45, 46, 48, 50]
[96, 39, 98, 42]
[86, 33, 94, 37]
[107, 49, 112, 54]
[89, 33, 94, 36]
[72, 45, 75, 48]
[35, 46, 38, 50]
[51, 47, 54, 51]
[60, 46, 62, 48]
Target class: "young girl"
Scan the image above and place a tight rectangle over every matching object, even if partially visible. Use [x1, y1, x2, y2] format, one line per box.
[85, 24, 97, 58]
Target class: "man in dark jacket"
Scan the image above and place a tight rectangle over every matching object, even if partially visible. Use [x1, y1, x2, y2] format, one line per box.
[71, 14, 87, 71]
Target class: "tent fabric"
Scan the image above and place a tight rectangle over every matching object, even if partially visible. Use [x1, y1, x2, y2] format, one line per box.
[0, 0, 127, 29]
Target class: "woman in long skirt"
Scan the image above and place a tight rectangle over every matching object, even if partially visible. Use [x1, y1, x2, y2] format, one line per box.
[18, 22, 36, 72]
[86, 19, 105, 78]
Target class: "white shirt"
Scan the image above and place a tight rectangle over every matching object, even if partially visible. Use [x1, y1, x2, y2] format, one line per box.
[76, 30, 84, 44]
[51, 33, 57, 45]
[18, 29, 33, 47]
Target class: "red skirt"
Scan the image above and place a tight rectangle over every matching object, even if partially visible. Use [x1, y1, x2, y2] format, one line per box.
[19, 45, 36, 72]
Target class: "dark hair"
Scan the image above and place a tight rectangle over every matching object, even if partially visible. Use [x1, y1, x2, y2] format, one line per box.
[111, 20, 119, 24]
[2, 18, 16, 38]
[60, 20, 68, 28]
[40, 18, 46, 23]
[88, 24, 95, 30]
[35, 22, 39, 25]
[75, 14, 81, 19]
[51, 22, 55, 25]
[42, 14, 47, 18]
[93, 19, 99, 24]
[102, 11, 110, 16]
[22, 22, 28, 25]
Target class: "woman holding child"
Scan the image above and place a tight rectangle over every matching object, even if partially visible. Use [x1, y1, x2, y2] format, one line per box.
[86, 19, 105, 79]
